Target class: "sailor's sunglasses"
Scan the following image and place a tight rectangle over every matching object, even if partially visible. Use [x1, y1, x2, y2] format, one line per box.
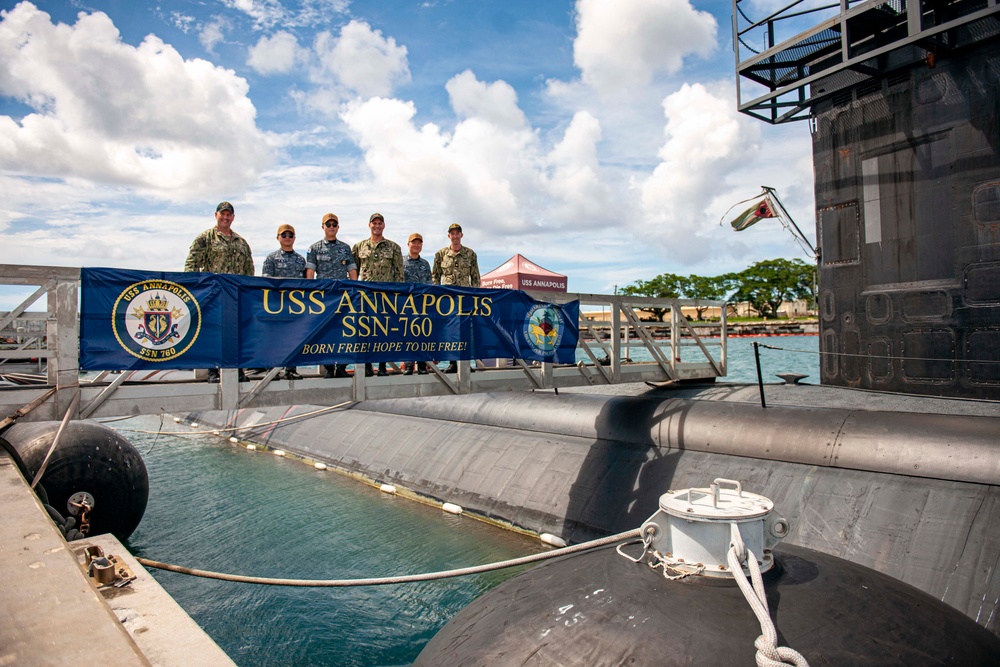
[324, 221, 339, 228]
[279, 232, 295, 238]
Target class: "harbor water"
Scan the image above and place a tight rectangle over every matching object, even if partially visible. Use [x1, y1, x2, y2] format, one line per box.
[120, 335, 818, 666]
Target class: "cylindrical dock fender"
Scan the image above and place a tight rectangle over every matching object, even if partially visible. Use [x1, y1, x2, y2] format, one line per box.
[415, 541, 1000, 665]
[0, 420, 148, 540]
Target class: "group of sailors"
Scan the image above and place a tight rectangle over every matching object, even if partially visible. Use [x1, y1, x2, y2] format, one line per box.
[184, 201, 480, 381]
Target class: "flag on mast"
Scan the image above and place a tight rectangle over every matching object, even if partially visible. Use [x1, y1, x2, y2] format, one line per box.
[729, 194, 776, 231]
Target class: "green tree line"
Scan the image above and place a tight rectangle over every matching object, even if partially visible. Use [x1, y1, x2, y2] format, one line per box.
[620, 258, 816, 321]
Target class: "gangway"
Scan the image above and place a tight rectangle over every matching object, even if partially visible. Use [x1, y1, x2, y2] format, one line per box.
[0, 264, 728, 423]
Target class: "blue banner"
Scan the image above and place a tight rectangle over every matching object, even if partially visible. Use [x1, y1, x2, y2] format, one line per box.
[80, 268, 579, 370]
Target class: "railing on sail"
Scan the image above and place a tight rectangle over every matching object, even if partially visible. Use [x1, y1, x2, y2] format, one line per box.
[0, 264, 727, 422]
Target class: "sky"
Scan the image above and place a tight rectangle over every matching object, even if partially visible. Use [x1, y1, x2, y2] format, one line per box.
[0, 0, 821, 304]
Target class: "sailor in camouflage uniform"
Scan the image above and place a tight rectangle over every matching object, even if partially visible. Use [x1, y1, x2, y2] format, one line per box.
[184, 201, 254, 276]
[184, 201, 253, 382]
[432, 223, 480, 287]
[403, 232, 432, 375]
[352, 213, 404, 282]
[353, 213, 404, 376]
[262, 224, 307, 380]
[306, 213, 358, 378]
[433, 223, 480, 373]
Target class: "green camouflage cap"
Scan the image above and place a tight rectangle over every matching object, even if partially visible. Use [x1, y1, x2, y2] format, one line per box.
[216, 201, 235, 214]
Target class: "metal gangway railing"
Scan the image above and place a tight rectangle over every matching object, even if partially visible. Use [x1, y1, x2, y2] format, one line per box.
[0, 264, 727, 423]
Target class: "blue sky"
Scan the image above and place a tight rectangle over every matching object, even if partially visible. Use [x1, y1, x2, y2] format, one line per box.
[0, 0, 818, 301]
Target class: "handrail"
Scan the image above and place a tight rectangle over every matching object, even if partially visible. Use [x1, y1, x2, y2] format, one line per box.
[0, 264, 80, 421]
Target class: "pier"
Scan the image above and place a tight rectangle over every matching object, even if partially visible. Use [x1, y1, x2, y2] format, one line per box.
[0, 263, 728, 422]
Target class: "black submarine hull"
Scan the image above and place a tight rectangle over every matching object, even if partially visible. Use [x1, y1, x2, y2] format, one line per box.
[415, 541, 1000, 666]
[186, 388, 1000, 638]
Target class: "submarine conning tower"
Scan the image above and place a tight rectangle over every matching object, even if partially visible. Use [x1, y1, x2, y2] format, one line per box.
[734, 0, 1000, 399]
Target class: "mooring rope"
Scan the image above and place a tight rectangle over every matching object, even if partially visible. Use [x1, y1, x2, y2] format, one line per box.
[727, 541, 809, 667]
[136, 528, 641, 587]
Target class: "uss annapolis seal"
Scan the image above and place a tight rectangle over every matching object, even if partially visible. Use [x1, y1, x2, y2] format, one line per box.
[112, 280, 202, 361]
[523, 303, 564, 357]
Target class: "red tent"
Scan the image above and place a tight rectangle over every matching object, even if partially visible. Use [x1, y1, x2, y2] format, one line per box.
[481, 254, 567, 292]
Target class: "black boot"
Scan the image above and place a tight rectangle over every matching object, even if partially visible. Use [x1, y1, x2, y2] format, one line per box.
[445, 361, 457, 374]
[334, 364, 350, 378]
[322, 364, 337, 378]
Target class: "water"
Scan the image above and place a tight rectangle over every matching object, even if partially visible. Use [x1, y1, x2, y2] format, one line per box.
[123, 418, 544, 667]
[708, 334, 818, 384]
[119, 336, 817, 666]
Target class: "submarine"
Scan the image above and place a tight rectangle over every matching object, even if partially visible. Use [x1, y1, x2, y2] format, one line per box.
[2, 0, 999, 662]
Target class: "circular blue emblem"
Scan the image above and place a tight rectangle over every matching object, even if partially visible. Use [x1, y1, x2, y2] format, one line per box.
[112, 280, 201, 362]
[523, 304, 564, 357]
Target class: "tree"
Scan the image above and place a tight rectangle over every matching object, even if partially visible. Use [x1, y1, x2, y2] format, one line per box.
[620, 273, 689, 321]
[685, 274, 737, 320]
[731, 258, 815, 319]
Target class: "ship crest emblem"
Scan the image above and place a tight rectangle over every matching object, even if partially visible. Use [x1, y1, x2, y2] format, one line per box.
[112, 281, 201, 362]
[138, 294, 180, 345]
[523, 304, 564, 357]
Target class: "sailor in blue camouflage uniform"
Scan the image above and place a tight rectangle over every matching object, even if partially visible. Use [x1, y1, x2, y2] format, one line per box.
[403, 232, 432, 375]
[262, 224, 307, 380]
[263, 224, 307, 279]
[306, 212, 358, 378]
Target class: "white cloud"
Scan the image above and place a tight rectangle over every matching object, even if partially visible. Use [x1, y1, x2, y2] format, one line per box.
[294, 0, 353, 28]
[339, 71, 622, 237]
[221, 0, 351, 31]
[635, 81, 814, 268]
[544, 111, 614, 224]
[574, 0, 717, 95]
[638, 83, 758, 256]
[247, 31, 304, 75]
[446, 71, 526, 131]
[169, 12, 197, 34]
[220, 0, 287, 30]
[199, 18, 227, 53]
[312, 20, 410, 99]
[0, 2, 272, 196]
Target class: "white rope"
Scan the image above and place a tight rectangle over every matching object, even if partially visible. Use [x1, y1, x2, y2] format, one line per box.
[137, 528, 643, 587]
[726, 533, 809, 667]
[616, 534, 708, 580]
